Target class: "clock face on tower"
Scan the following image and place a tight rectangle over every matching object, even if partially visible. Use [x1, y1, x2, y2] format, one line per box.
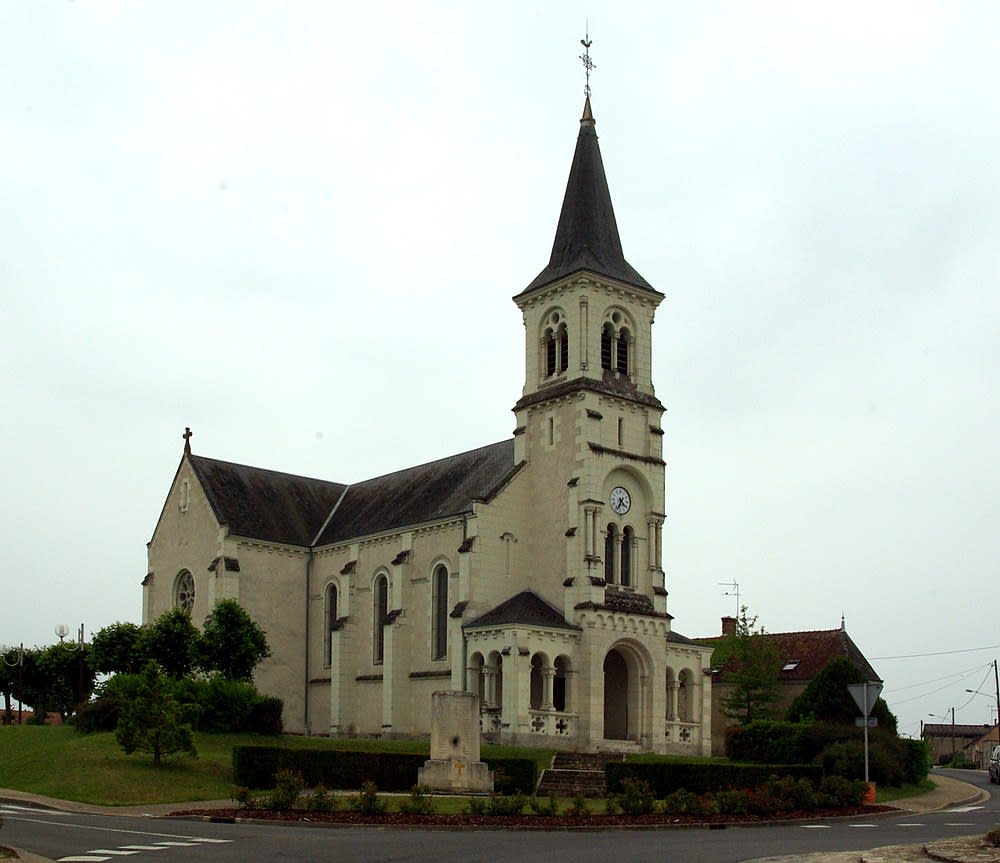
[609, 486, 631, 515]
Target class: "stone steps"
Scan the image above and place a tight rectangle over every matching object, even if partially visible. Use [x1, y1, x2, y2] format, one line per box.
[535, 752, 625, 798]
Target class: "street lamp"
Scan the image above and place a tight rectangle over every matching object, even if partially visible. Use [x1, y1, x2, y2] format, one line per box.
[1, 643, 25, 725]
[55, 623, 86, 718]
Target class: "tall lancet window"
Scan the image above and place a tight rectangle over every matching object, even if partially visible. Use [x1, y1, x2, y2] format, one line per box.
[617, 327, 630, 375]
[601, 323, 614, 370]
[543, 310, 569, 378]
[431, 564, 449, 660]
[604, 523, 618, 583]
[373, 574, 388, 664]
[621, 526, 634, 587]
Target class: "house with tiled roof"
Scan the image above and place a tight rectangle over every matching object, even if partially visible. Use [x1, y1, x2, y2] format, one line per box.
[920, 722, 993, 766]
[143, 94, 713, 754]
[696, 616, 880, 755]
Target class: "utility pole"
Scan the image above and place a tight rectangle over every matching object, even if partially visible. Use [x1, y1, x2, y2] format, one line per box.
[994, 659, 999, 750]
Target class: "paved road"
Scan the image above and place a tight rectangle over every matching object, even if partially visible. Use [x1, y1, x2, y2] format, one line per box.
[2, 769, 997, 863]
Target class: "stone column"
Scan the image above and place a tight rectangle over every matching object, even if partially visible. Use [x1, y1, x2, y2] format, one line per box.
[667, 680, 679, 721]
[542, 666, 556, 711]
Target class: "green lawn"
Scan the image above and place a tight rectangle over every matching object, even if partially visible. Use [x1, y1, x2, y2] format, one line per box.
[0, 726, 554, 807]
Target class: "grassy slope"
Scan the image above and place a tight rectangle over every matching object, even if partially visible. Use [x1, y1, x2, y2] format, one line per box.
[0, 727, 553, 806]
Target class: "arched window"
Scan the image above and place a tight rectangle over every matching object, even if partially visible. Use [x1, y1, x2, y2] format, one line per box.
[617, 327, 630, 374]
[554, 655, 570, 712]
[604, 524, 618, 583]
[530, 653, 544, 710]
[545, 328, 557, 376]
[621, 526, 633, 587]
[174, 570, 194, 613]
[373, 575, 388, 664]
[542, 311, 569, 379]
[431, 564, 449, 660]
[601, 323, 614, 370]
[324, 583, 338, 666]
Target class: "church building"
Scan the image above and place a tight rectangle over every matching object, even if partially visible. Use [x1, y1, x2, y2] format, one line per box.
[144, 95, 713, 755]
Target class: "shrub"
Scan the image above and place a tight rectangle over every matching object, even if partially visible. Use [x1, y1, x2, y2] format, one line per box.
[615, 777, 656, 815]
[986, 828, 1000, 848]
[268, 769, 304, 811]
[248, 697, 283, 735]
[603, 794, 622, 815]
[75, 696, 124, 734]
[398, 786, 435, 815]
[690, 793, 721, 818]
[486, 792, 527, 816]
[714, 789, 750, 815]
[566, 793, 590, 819]
[528, 792, 558, 816]
[660, 788, 696, 815]
[726, 721, 808, 763]
[466, 796, 487, 815]
[816, 775, 866, 808]
[231, 787, 262, 810]
[607, 759, 821, 796]
[304, 784, 339, 813]
[348, 781, 386, 816]
[231, 746, 424, 790]
[484, 758, 537, 795]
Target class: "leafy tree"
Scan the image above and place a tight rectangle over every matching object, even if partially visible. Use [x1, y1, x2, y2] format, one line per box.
[714, 606, 783, 725]
[35, 643, 96, 720]
[0, 646, 21, 723]
[139, 609, 200, 678]
[91, 622, 147, 675]
[786, 656, 897, 733]
[116, 661, 197, 766]
[196, 599, 270, 681]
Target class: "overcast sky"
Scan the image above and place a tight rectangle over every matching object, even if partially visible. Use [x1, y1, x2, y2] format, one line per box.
[2, 2, 998, 740]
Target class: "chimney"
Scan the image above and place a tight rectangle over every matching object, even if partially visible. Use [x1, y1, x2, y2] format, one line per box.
[721, 616, 737, 637]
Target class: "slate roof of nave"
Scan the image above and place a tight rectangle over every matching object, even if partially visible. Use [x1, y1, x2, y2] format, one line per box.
[189, 456, 347, 547]
[315, 439, 518, 545]
[465, 590, 581, 632]
[188, 438, 519, 549]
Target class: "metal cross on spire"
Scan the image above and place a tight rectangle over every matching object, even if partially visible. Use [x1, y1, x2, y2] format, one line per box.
[579, 25, 595, 99]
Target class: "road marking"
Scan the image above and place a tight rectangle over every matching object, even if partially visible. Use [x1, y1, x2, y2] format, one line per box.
[800, 825, 830, 829]
[1, 804, 81, 816]
[189, 838, 232, 843]
[946, 822, 977, 826]
[897, 823, 925, 827]
[948, 805, 983, 813]
[849, 823, 878, 828]
[154, 842, 200, 847]
[118, 846, 169, 851]
[88, 851, 139, 856]
[58, 857, 110, 862]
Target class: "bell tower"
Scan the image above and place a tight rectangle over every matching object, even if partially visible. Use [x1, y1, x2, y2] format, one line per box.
[511, 96, 669, 615]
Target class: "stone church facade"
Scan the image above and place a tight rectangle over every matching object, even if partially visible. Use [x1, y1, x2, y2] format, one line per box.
[144, 97, 713, 755]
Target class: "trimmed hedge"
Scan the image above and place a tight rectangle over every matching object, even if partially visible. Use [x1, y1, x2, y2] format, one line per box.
[232, 746, 537, 794]
[606, 759, 822, 797]
[727, 722, 808, 763]
[726, 720, 929, 787]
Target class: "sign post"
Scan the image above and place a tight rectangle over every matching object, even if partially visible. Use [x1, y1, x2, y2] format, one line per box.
[848, 681, 883, 784]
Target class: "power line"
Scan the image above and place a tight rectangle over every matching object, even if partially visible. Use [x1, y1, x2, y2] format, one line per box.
[884, 662, 991, 694]
[871, 644, 1000, 660]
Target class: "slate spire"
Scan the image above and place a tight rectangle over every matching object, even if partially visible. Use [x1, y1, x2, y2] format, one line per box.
[523, 98, 654, 295]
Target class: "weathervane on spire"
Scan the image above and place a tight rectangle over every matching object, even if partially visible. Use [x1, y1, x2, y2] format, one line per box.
[579, 24, 595, 99]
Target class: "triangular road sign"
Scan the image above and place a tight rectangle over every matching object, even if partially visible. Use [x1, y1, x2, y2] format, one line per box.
[848, 682, 883, 716]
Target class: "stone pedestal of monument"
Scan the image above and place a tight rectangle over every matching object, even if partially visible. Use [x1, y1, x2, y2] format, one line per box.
[418, 690, 493, 793]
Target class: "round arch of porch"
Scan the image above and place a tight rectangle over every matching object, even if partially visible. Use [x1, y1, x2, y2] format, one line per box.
[602, 640, 653, 743]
